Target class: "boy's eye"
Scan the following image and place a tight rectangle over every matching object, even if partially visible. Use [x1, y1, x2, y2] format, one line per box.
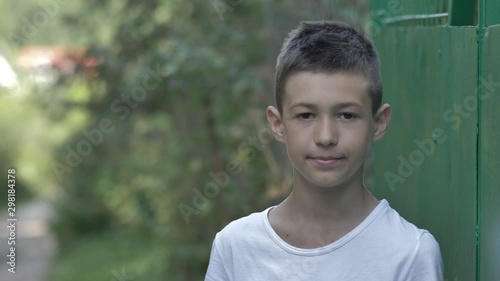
[338, 113, 356, 120]
[297, 113, 315, 120]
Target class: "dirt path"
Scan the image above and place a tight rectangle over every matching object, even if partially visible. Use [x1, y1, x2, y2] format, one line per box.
[0, 199, 56, 281]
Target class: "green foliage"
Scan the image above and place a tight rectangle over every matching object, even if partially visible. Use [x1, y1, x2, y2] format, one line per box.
[45, 1, 275, 279]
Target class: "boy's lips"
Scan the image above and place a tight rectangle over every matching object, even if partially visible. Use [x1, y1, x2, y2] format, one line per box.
[308, 156, 345, 166]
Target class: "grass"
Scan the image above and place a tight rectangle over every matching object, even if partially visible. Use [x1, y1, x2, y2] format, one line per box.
[48, 230, 167, 281]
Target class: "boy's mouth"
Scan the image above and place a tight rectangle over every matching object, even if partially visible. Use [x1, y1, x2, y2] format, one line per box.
[308, 156, 345, 166]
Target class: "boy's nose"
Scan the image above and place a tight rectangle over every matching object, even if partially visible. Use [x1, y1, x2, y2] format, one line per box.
[314, 117, 338, 147]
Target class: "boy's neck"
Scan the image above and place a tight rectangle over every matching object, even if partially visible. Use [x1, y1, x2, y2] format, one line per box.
[268, 168, 379, 249]
[282, 168, 378, 224]
[267, 167, 379, 248]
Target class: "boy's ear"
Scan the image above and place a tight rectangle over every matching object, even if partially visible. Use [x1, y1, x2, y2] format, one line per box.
[372, 104, 391, 142]
[266, 106, 285, 143]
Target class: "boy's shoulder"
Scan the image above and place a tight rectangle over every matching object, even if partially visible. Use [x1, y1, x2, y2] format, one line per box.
[214, 207, 271, 245]
[355, 200, 442, 273]
[363, 199, 437, 244]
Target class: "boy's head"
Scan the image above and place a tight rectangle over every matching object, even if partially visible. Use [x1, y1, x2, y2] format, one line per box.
[267, 21, 391, 189]
[274, 21, 382, 115]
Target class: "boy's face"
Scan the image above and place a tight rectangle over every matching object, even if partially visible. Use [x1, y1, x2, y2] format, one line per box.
[267, 71, 390, 189]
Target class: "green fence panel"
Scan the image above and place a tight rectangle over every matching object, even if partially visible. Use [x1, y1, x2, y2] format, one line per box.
[371, 25, 477, 281]
[479, 1, 500, 280]
[483, 0, 500, 26]
[368, 0, 500, 280]
[479, 26, 500, 281]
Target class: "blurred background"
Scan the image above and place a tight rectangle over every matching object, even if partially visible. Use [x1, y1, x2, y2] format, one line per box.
[0, 0, 370, 280]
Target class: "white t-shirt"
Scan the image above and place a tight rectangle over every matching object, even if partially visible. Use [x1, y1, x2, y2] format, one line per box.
[205, 199, 444, 281]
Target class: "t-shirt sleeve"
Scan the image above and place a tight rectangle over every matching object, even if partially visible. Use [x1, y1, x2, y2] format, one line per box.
[205, 234, 231, 281]
[405, 231, 444, 281]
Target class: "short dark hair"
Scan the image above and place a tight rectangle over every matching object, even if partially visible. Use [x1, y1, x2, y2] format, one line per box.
[274, 21, 383, 114]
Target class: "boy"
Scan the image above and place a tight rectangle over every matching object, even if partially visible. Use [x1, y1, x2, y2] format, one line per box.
[205, 21, 443, 281]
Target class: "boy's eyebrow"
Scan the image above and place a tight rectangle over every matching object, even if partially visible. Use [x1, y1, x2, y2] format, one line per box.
[289, 102, 363, 110]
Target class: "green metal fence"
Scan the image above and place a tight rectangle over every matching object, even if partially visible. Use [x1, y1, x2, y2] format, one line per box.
[370, 1, 500, 280]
